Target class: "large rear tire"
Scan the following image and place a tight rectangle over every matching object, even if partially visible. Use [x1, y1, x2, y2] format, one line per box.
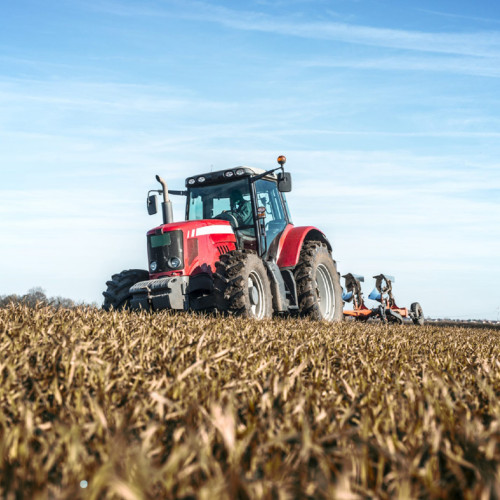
[102, 269, 149, 311]
[214, 250, 273, 319]
[294, 241, 343, 321]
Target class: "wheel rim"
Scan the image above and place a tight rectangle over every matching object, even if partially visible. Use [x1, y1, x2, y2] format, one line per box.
[316, 264, 336, 320]
[248, 271, 266, 318]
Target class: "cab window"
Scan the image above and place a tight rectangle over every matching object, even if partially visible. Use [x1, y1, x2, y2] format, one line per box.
[255, 179, 288, 248]
[187, 179, 257, 250]
[188, 179, 250, 220]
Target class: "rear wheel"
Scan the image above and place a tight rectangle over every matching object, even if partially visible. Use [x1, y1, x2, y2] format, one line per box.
[410, 302, 425, 326]
[294, 241, 343, 321]
[214, 250, 273, 319]
[102, 269, 149, 311]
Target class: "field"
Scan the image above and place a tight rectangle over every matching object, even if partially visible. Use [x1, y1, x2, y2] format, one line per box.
[1, 304, 499, 499]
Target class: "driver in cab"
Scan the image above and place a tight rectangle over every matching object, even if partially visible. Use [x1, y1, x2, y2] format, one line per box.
[213, 188, 253, 229]
[229, 189, 252, 227]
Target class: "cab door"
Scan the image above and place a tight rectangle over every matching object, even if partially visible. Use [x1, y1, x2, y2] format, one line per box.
[254, 179, 289, 255]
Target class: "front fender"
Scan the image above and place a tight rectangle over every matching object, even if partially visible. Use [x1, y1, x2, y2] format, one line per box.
[276, 226, 333, 268]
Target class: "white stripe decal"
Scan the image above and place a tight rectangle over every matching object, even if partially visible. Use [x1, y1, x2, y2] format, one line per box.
[195, 225, 234, 237]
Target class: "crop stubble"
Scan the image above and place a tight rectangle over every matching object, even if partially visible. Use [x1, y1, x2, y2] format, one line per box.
[0, 304, 499, 499]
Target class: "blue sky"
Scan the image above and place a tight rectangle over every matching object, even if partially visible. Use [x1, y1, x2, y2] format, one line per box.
[1, 0, 499, 319]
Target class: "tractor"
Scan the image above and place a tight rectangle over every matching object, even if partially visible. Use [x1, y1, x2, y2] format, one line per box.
[102, 156, 343, 320]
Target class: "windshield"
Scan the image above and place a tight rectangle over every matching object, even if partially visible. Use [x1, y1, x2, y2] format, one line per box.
[188, 179, 257, 250]
[188, 178, 251, 221]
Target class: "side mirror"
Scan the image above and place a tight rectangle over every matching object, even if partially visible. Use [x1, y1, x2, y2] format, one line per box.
[147, 194, 158, 215]
[277, 172, 292, 192]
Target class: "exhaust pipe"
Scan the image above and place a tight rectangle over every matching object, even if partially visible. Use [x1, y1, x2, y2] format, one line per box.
[156, 175, 174, 225]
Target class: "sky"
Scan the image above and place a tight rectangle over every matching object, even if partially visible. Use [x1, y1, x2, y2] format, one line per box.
[1, 0, 499, 319]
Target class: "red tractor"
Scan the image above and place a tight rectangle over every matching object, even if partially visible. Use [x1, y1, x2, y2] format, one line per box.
[103, 156, 343, 320]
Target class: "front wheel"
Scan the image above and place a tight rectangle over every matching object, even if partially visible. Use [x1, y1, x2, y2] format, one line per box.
[294, 241, 343, 321]
[102, 269, 149, 311]
[214, 250, 273, 319]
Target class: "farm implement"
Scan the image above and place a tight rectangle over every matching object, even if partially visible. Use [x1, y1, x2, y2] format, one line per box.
[342, 273, 424, 325]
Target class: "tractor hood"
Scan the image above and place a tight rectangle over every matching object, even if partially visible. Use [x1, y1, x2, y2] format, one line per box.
[146, 220, 237, 279]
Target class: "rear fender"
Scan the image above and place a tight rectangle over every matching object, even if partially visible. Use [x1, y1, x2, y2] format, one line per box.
[276, 226, 332, 268]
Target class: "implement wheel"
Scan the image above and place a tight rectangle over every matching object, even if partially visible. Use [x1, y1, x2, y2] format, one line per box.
[294, 241, 343, 321]
[386, 308, 403, 325]
[411, 302, 425, 326]
[102, 269, 149, 311]
[214, 250, 273, 319]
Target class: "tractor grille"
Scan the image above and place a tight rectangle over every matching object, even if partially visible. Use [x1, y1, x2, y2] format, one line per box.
[147, 230, 184, 273]
[216, 244, 231, 256]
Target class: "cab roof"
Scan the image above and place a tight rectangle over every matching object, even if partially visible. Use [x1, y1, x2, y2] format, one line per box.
[185, 166, 277, 188]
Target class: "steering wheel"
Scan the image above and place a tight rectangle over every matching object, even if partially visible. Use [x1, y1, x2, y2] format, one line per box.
[213, 211, 242, 228]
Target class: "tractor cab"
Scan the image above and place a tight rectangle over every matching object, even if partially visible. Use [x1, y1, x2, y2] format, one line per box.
[185, 163, 292, 257]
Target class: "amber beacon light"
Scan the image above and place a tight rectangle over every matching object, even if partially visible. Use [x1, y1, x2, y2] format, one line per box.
[277, 155, 286, 166]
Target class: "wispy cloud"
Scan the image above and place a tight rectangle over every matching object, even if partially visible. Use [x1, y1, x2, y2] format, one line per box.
[85, 0, 500, 58]
[301, 54, 500, 78]
[418, 8, 500, 26]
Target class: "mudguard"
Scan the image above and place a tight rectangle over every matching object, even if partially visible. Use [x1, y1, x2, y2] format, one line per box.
[276, 225, 333, 269]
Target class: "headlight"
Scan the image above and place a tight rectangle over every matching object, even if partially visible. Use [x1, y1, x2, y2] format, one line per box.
[197, 176, 206, 183]
[236, 168, 245, 176]
[150, 260, 158, 272]
[224, 170, 234, 178]
[187, 178, 196, 185]
[168, 257, 181, 269]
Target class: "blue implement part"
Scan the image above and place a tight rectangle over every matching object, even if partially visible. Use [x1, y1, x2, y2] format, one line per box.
[342, 290, 353, 302]
[368, 289, 382, 301]
[373, 274, 395, 282]
[343, 273, 364, 282]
